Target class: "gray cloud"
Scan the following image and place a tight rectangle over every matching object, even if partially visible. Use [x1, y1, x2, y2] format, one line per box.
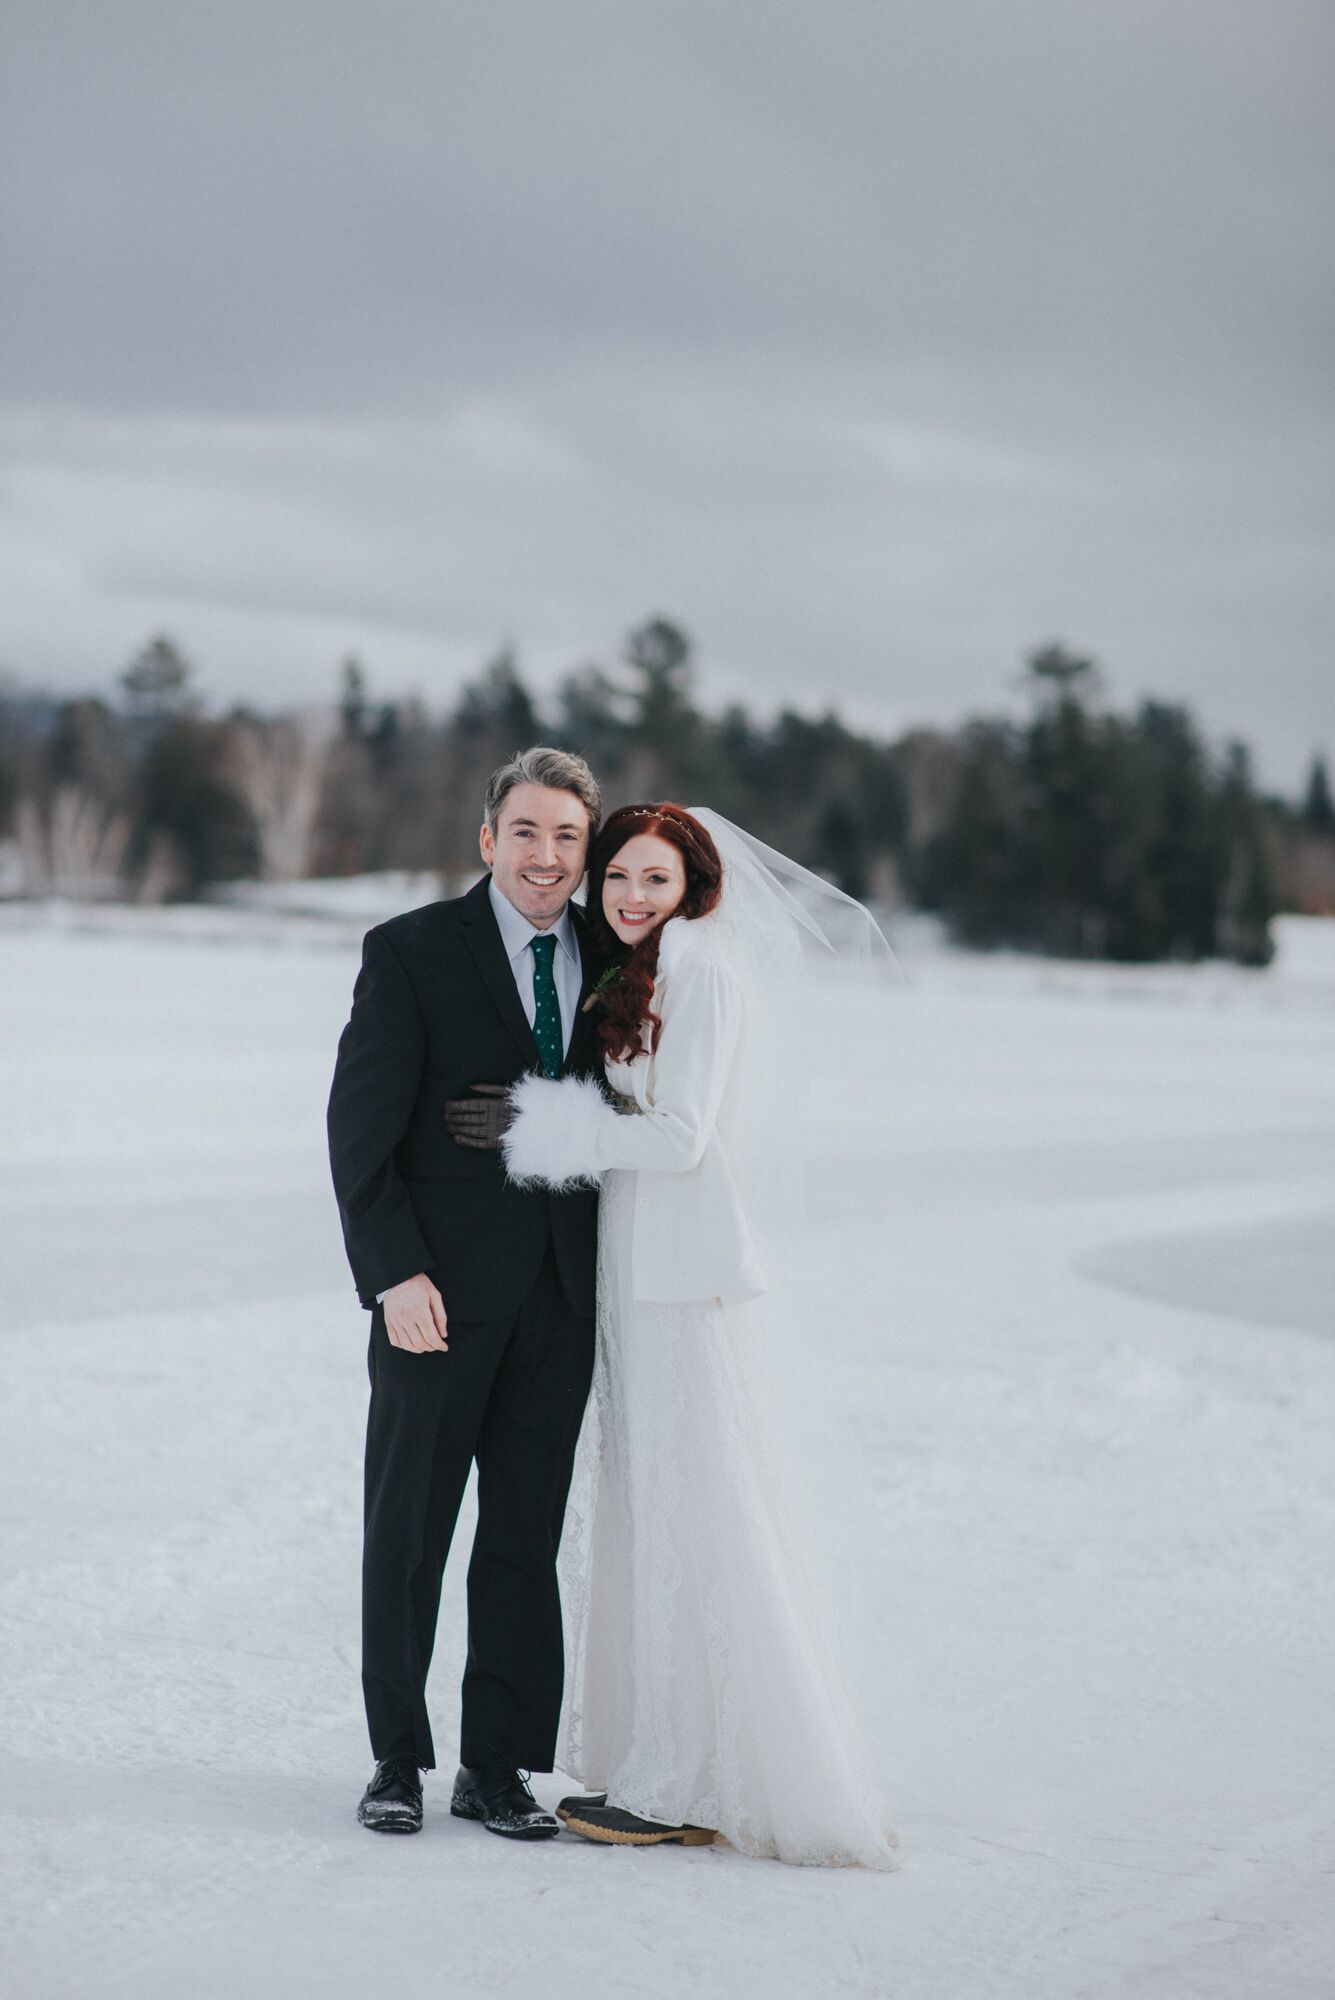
[2, 0, 1331, 783]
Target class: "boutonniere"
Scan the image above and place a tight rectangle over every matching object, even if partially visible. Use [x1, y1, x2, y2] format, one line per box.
[581, 963, 623, 1014]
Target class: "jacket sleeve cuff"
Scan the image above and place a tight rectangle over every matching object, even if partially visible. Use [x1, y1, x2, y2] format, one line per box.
[347, 1201, 432, 1307]
[501, 1072, 611, 1191]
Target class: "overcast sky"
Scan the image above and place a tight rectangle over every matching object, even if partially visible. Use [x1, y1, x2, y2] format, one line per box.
[2, 0, 1331, 787]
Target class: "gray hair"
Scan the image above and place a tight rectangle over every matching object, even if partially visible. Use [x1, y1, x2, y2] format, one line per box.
[484, 746, 602, 835]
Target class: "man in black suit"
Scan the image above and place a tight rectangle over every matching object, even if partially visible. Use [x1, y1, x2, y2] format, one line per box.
[327, 747, 605, 1839]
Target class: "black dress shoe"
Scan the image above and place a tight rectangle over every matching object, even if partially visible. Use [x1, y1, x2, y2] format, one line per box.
[557, 1802, 715, 1847]
[451, 1764, 561, 1840]
[357, 1758, 423, 1834]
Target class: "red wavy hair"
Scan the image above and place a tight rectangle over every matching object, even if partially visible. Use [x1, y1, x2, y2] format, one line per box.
[585, 803, 723, 1062]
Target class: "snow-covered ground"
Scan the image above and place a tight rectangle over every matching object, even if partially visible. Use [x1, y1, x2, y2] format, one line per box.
[1, 901, 1332, 1999]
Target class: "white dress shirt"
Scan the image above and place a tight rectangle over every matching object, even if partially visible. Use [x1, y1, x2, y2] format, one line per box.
[487, 878, 582, 1058]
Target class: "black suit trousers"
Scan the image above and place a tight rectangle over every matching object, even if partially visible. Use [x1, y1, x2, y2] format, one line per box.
[361, 1249, 594, 1773]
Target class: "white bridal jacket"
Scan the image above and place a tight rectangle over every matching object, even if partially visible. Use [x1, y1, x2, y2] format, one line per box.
[502, 910, 766, 1307]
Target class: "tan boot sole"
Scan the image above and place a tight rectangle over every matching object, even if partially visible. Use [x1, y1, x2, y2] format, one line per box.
[557, 1808, 715, 1847]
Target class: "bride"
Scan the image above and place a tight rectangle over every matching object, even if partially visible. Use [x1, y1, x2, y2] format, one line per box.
[463, 802, 896, 1869]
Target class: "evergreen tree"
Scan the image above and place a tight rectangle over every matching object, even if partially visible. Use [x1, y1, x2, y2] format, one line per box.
[625, 617, 693, 747]
[1020, 670, 1111, 954]
[437, 652, 543, 868]
[917, 719, 1027, 943]
[0, 741, 16, 838]
[690, 703, 768, 825]
[455, 648, 539, 745]
[1024, 641, 1102, 703]
[119, 635, 194, 722]
[47, 697, 134, 808]
[1301, 753, 1335, 832]
[134, 715, 255, 892]
[1091, 701, 1215, 960]
[338, 656, 368, 737]
[1213, 741, 1276, 966]
[813, 799, 868, 899]
[555, 664, 629, 780]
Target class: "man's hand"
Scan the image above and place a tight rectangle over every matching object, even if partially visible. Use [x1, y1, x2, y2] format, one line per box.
[444, 1082, 514, 1151]
[383, 1273, 449, 1354]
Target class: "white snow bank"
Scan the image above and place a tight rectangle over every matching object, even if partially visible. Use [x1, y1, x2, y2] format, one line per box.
[211, 868, 450, 922]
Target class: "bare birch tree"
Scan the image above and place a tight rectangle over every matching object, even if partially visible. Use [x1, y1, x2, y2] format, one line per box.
[228, 710, 333, 881]
[14, 785, 132, 897]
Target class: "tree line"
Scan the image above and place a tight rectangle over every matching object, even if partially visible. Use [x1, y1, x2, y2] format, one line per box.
[2, 618, 1332, 965]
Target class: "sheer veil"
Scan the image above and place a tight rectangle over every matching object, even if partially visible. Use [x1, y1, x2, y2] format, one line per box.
[686, 807, 901, 977]
[684, 809, 900, 1727]
[684, 804, 901, 1273]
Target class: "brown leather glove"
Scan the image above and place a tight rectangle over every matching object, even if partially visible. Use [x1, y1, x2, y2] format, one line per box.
[443, 1082, 515, 1150]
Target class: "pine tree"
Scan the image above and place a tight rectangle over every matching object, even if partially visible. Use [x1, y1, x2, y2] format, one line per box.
[625, 618, 693, 755]
[338, 656, 368, 737]
[119, 635, 193, 719]
[1301, 753, 1335, 833]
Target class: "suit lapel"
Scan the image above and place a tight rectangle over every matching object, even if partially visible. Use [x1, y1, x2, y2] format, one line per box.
[461, 875, 541, 1067]
[567, 904, 605, 1076]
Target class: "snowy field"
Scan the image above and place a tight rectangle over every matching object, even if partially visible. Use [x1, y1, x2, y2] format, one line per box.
[1, 900, 1333, 1999]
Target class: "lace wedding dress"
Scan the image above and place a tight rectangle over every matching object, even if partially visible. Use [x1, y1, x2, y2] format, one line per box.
[504, 814, 899, 1869]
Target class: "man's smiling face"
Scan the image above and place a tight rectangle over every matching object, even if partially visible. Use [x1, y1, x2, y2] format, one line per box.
[479, 782, 592, 928]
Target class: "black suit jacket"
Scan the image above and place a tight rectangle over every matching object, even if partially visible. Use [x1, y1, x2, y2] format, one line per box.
[327, 875, 603, 1321]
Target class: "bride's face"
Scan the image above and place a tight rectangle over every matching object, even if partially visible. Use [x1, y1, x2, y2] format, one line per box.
[602, 833, 688, 946]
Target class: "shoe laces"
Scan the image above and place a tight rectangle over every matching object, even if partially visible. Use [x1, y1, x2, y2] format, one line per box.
[379, 1758, 418, 1791]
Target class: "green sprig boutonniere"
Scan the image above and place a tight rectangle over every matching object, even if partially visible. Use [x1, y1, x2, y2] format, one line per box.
[581, 963, 624, 1014]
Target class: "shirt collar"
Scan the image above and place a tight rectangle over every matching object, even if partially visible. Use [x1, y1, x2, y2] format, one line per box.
[488, 876, 580, 967]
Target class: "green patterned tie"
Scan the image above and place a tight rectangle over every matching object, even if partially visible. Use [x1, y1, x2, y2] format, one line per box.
[530, 934, 564, 1079]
